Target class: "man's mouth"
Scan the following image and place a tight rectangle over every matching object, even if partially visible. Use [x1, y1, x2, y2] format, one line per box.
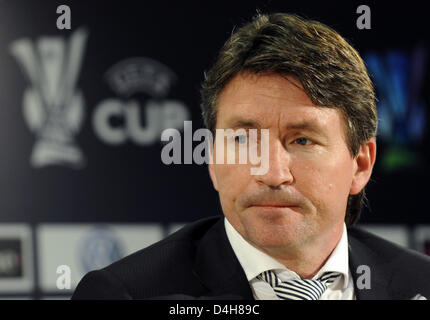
[251, 202, 296, 208]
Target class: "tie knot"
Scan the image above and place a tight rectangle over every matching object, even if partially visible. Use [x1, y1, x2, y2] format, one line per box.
[257, 270, 341, 300]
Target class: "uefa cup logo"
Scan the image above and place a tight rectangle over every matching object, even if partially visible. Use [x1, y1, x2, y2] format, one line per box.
[10, 28, 88, 168]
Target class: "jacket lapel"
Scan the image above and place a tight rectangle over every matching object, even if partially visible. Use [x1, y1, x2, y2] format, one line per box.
[193, 217, 254, 299]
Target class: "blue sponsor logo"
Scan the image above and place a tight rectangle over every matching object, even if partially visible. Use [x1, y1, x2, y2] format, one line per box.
[78, 226, 124, 273]
[365, 44, 427, 172]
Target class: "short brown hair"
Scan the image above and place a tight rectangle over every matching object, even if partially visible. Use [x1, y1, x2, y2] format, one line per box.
[200, 12, 377, 226]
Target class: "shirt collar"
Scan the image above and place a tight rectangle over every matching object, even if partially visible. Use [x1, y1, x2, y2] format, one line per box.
[224, 217, 350, 290]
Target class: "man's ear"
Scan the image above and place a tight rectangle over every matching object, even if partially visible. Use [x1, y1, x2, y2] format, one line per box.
[208, 143, 219, 191]
[350, 137, 377, 195]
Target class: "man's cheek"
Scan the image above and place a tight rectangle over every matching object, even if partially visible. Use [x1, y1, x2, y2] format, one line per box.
[220, 163, 251, 181]
[296, 168, 334, 206]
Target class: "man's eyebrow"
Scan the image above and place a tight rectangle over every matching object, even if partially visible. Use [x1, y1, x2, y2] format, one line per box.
[223, 118, 326, 134]
[285, 120, 325, 133]
[225, 118, 261, 129]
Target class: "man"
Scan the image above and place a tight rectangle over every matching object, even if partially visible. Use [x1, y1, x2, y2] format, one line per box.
[72, 13, 430, 300]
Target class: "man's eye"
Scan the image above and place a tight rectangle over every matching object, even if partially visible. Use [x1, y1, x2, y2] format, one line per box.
[294, 137, 311, 146]
[235, 135, 247, 144]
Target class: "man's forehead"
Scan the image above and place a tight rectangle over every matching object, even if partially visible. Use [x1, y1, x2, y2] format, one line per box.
[220, 106, 338, 132]
[219, 72, 309, 106]
[216, 72, 344, 133]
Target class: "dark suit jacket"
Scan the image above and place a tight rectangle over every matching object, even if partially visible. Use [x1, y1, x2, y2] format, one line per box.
[72, 216, 430, 300]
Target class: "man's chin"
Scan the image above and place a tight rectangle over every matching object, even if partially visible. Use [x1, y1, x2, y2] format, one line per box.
[249, 205, 304, 219]
[243, 218, 310, 250]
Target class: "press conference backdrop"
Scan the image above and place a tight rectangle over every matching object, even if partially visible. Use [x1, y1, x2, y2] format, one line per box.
[0, 0, 429, 299]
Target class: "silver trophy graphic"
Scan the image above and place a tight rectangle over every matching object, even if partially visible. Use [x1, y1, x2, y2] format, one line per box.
[10, 28, 88, 168]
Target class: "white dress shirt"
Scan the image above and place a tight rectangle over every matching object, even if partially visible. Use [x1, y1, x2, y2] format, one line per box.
[224, 218, 356, 300]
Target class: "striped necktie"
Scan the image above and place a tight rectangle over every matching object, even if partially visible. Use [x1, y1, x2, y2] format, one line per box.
[257, 270, 341, 300]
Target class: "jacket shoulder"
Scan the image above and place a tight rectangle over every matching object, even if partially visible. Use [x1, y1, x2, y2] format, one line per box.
[348, 226, 430, 298]
[348, 226, 430, 266]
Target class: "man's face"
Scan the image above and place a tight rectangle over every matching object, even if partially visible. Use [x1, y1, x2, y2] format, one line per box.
[209, 72, 373, 252]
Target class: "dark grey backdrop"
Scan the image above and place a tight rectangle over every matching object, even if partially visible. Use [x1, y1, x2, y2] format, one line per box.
[0, 0, 429, 226]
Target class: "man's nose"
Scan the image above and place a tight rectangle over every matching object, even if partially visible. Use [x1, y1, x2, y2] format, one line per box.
[255, 139, 294, 188]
